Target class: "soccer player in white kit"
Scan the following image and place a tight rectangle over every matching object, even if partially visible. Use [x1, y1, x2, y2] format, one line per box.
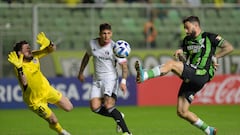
[77, 23, 132, 135]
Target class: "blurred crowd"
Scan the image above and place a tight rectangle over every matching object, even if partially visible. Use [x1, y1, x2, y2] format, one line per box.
[1, 0, 240, 4]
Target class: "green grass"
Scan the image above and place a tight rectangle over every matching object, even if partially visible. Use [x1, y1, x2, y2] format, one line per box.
[0, 105, 239, 135]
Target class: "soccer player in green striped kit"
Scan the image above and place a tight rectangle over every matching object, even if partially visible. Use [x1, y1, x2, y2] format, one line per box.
[135, 16, 234, 135]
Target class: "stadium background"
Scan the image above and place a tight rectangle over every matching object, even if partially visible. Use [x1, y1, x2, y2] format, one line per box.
[0, 0, 240, 109]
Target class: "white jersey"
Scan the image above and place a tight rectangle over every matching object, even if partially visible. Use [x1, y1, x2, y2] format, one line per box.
[87, 38, 127, 80]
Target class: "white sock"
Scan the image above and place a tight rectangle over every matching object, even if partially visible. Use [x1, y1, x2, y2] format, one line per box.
[204, 126, 210, 135]
[144, 65, 161, 80]
[152, 66, 161, 76]
[143, 72, 148, 80]
[194, 119, 210, 135]
[193, 119, 203, 128]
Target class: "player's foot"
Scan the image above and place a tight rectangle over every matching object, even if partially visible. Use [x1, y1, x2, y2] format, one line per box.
[135, 61, 144, 83]
[116, 112, 125, 133]
[122, 132, 132, 135]
[59, 129, 71, 135]
[209, 127, 217, 135]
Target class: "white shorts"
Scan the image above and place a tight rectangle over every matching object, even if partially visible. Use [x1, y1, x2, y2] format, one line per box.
[90, 78, 119, 99]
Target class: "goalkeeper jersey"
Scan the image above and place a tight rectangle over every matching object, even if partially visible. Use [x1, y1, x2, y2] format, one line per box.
[16, 51, 51, 104]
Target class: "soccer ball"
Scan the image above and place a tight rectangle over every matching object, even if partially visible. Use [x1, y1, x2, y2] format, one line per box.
[113, 40, 131, 58]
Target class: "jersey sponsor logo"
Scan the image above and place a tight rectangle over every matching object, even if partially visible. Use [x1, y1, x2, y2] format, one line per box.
[105, 51, 110, 55]
[98, 56, 111, 60]
[187, 45, 202, 53]
[186, 38, 205, 53]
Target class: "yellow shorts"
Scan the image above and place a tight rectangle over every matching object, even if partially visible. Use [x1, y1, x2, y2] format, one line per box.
[28, 87, 62, 119]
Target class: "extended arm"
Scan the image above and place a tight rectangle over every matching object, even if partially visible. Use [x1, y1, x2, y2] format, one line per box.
[32, 32, 56, 57]
[120, 61, 128, 95]
[8, 52, 27, 90]
[77, 52, 90, 82]
[32, 43, 56, 56]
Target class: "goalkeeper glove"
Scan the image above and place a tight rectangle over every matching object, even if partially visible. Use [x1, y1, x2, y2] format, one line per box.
[36, 32, 51, 50]
[8, 51, 23, 69]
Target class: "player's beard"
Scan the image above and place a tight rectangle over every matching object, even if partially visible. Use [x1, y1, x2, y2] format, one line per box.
[24, 55, 33, 61]
[188, 30, 196, 39]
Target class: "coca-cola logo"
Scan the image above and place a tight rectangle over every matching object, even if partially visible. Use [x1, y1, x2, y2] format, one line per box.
[194, 75, 240, 104]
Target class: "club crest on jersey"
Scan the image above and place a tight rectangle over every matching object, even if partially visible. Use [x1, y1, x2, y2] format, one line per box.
[216, 35, 222, 41]
[199, 38, 205, 48]
[32, 58, 38, 64]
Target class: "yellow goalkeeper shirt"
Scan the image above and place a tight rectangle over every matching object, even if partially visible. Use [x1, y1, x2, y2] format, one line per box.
[17, 51, 51, 105]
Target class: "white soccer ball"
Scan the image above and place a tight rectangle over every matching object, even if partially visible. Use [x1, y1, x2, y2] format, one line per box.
[113, 40, 131, 58]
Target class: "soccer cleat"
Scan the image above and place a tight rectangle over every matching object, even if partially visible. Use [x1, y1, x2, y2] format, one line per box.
[116, 112, 125, 133]
[59, 129, 71, 135]
[122, 132, 132, 135]
[209, 127, 217, 135]
[135, 61, 144, 83]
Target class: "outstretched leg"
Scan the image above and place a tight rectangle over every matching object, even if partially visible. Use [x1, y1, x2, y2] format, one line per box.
[135, 60, 183, 83]
[177, 96, 217, 135]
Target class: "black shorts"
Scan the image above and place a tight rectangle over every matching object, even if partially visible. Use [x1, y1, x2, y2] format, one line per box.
[178, 63, 210, 103]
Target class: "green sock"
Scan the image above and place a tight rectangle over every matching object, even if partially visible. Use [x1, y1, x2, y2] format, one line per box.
[193, 119, 209, 133]
[146, 66, 161, 79]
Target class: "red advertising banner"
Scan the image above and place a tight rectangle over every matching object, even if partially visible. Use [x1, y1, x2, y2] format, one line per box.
[194, 74, 240, 104]
[137, 76, 182, 106]
[137, 74, 240, 106]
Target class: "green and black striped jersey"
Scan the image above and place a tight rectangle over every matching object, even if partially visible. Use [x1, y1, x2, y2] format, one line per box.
[181, 32, 225, 79]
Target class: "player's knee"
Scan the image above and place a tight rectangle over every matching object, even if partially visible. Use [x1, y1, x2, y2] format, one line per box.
[48, 116, 58, 125]
[64, 103, 73, 112]
[90, 98, 102, 112]
[91, 104, 101, 112]
[165, 60, 175, 66]
[103, 98, 115, 109]
[177, 109, 188, 118]
[59, 97, 73, 112]
[92, 106, 101, 113]
[104, 103, 115, 109]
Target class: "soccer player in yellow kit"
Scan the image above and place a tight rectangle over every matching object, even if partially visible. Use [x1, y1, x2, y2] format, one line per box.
[8, 32, 73, 135]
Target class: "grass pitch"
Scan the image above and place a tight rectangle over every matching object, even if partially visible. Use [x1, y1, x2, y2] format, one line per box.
[0, 105, 239, 135]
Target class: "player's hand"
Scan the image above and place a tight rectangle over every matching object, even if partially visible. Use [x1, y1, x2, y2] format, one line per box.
[8, 51, 23, 69]
[36, 32, 51, 50]
[120, 79, 127, 95]
[212, 56, 219, 70]
[177, 53, 186, 62]
[77, 73, 85, 82]
[120, 83, 127, 95]
[174, 49, 186, 62]
[174, 49, 183, 59]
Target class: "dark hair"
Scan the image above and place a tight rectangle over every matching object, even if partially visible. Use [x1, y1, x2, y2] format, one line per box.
[99, 23, 111, 32]
[183, 16, 200, 25]
[13, 40, 28, 56]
